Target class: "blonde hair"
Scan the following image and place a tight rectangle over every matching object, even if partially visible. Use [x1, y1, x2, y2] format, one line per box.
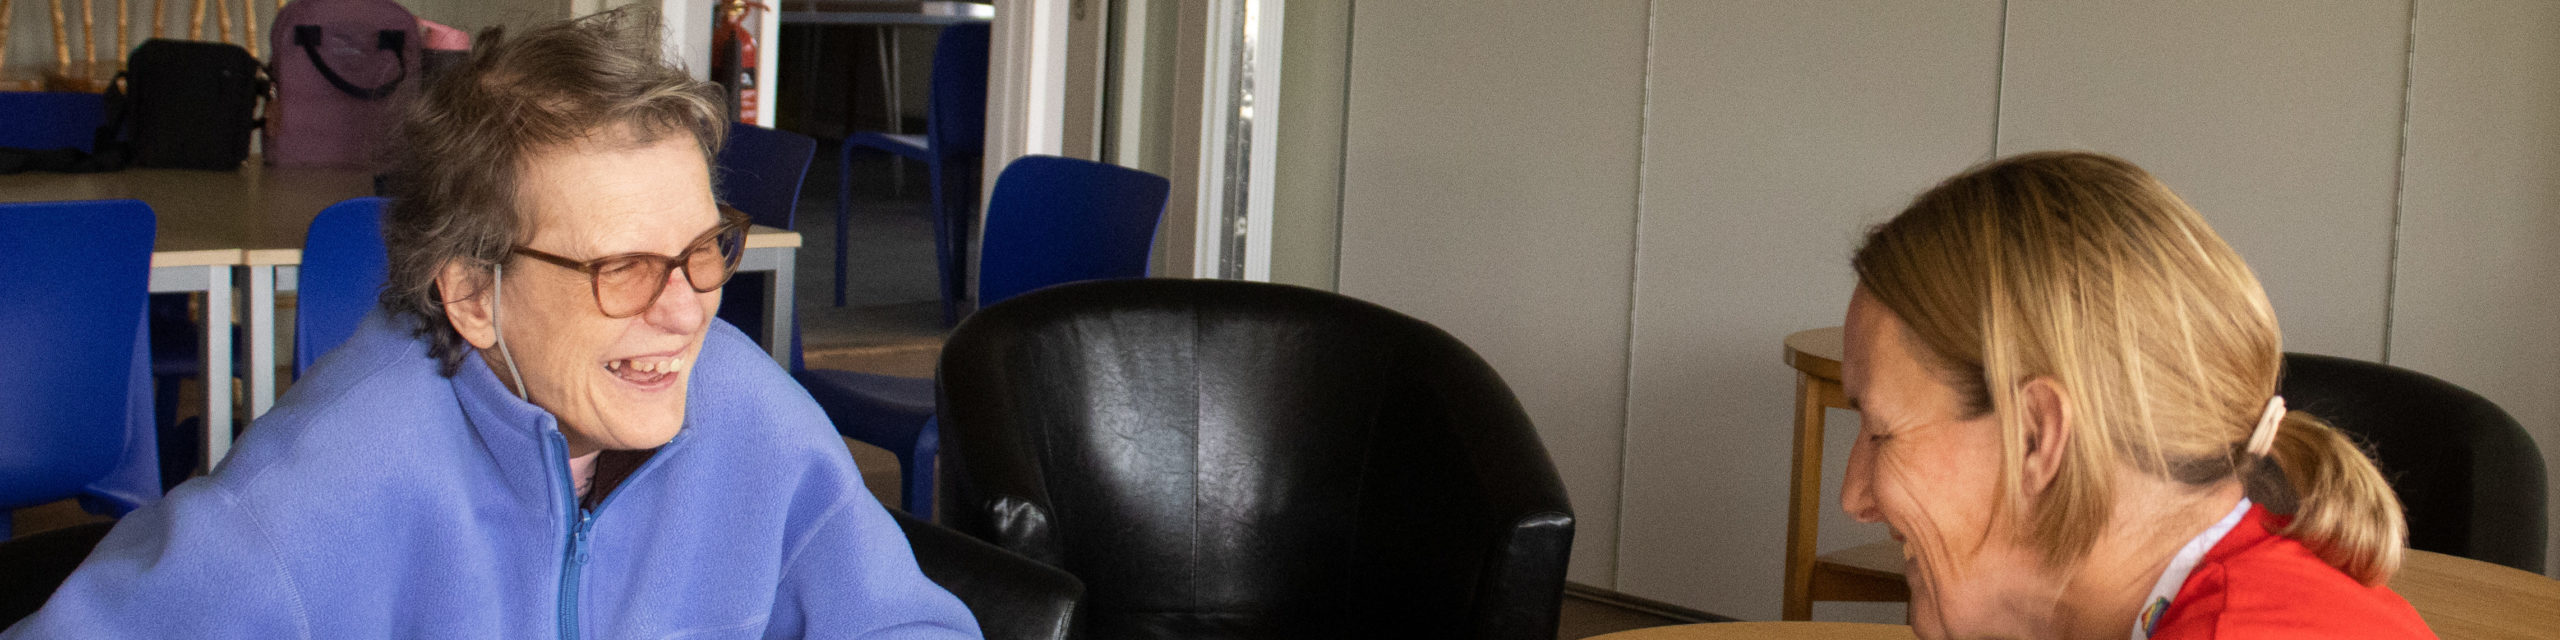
[1851, 151, 2406, 584]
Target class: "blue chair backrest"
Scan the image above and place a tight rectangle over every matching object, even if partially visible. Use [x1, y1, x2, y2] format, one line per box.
[0, 92, 106, 152]
[976, 156, 1171, 306]
[716, 122, 818, 230]
[294, 197, 390, 378]
[0, 200, 155, 510]
[928, 22, 992, 161]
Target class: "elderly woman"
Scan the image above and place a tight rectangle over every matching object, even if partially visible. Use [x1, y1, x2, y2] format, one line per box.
[4, 9, 978, 638]
[1841, 151, 2433, 639]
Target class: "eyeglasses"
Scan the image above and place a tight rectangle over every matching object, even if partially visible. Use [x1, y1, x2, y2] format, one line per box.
[509, 208, 751, 319]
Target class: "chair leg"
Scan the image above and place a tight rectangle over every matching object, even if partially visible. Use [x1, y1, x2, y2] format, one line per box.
[901, 417, 939, 519]
[834, 142, 854, 307]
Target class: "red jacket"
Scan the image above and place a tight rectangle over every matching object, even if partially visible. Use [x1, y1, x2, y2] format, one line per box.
[2150, 506, 2436, 639]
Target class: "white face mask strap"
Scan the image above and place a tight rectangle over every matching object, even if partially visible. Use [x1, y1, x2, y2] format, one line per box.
[491, 262, 531, 401]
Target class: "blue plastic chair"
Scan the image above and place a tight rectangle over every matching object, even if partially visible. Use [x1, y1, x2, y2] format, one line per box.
[713, 122, 818, 370]
[0, 200, 156, 535]
[0, 92, 106, 152]
[293, 197, 391, 378]
[835, 21, 989, 325]
[795, 155, 1171, 517]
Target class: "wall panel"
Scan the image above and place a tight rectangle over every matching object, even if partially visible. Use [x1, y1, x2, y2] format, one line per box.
[1995, 1, 2413, 359]
[2391, 0, 2560, 576]
[1336, 0, 1652, 585]
[1618, 1, 2003, 620]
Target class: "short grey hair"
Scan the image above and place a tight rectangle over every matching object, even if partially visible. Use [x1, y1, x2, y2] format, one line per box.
[379, 5, 729, 375]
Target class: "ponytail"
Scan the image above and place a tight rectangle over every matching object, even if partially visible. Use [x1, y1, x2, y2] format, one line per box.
[2258, 411, 2406, 585]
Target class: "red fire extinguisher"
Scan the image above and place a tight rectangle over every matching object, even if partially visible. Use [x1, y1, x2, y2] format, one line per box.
[711, 0, 768, 124]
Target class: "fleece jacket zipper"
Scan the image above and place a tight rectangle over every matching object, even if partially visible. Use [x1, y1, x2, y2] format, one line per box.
[550, 430, 680, 640]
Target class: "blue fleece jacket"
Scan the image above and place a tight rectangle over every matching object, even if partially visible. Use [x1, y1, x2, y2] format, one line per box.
[3, 311, 981, 639]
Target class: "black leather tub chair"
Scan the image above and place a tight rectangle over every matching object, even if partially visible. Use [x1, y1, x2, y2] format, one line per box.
[935, 278, 1576, 640]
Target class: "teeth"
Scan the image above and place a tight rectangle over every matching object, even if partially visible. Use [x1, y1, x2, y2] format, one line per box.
[608, 357, 685, 374]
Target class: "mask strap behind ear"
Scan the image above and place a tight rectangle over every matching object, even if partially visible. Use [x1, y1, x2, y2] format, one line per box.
[492, 263, 531, 401]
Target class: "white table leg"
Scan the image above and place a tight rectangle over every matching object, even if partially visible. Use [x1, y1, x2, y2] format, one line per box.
[767, 249, 796, 367]
[202, 266, 234, 472]
[247, 265, 278, 419]
[740, 246, 797, 368]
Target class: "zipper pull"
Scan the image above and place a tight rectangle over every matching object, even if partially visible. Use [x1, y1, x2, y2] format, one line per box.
[572, 511, 594, 565]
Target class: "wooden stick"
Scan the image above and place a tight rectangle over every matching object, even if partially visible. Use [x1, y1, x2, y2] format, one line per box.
[82, 0, 97, 72]
[188, 0, 202, 40]
[239, 0, 255, 58]
[117, 0, 130, 65]
[153, 0, 164, 38]
[213, 0, 230, 45]
[52, 0, 70, 75]
[0, 0, 16, 76]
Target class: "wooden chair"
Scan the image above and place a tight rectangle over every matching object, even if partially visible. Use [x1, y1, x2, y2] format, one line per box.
[0, 1, 278, 91]
[1780, 327, 1910, 620]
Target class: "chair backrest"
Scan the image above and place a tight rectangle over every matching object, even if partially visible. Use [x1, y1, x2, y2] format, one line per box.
[294, 197, 391, 378]
[0, 92, 106, 152]
[0, 200, 155, 511]
[715, 121, 818, 230]
[937, 279, 1575, 639]
[974, 155, 1170, 307]
[927, 22, 992, 161]
[924, 21, 994, 326]
[2279, 352, 2549, 572]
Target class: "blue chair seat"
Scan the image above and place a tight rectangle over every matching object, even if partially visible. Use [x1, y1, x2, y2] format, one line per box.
[845, 132, 929, 163]
[792, 368, 938, 517]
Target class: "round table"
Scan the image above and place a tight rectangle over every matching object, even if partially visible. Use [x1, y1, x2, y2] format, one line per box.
[1589, 622, 1917, 640]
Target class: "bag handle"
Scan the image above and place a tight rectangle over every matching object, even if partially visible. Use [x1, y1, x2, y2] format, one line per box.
[294, 25, 409, 100]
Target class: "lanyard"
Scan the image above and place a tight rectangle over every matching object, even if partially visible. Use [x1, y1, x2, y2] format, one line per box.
[2134, 497, 2253, 640]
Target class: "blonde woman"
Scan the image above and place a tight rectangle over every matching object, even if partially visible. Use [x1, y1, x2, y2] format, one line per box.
[1840, 151, 2434, 639]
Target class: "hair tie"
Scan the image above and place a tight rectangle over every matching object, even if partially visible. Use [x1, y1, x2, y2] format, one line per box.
[2246, 396, 2285, 458]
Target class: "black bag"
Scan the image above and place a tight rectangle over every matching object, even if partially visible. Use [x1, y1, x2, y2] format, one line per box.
[109, 39, 269, 170]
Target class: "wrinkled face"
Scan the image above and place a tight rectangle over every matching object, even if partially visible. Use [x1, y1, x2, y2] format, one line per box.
[1840, 288, 2051, 639]
[483, 133, 722, 456]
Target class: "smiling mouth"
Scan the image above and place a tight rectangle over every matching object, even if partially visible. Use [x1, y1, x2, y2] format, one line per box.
[605, 356, 686, 386]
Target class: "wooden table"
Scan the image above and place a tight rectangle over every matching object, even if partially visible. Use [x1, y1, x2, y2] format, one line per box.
[2393, 549, 2560, 640]
[0, 163, 804, 471]
[1589, 622, 1916, 640]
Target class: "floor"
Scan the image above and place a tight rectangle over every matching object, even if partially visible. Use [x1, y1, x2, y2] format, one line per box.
[4, 144, 1715, 638]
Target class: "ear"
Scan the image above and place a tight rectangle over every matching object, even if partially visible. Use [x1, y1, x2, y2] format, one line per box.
[437, 260, 499, 350]
[2017, 377, 2072, 497]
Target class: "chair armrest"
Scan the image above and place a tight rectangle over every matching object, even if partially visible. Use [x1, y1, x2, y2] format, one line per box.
[1415, 340, 1577, 640]
[935, 363, 1067, 566]
[891, 510, 1082, 640]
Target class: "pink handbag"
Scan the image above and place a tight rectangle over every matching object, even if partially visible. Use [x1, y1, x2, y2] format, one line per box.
[264, 0, 420, 168]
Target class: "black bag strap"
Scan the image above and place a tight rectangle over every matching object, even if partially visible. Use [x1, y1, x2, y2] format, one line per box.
[295, 25, 408, 100]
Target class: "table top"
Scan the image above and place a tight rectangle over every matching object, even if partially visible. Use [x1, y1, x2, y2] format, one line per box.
[1588, 622, 1916, 640]
[1784, 326, 1845, 381]
[0, 163, 800, 267]
[0, 161, 376, 267]
[2394, 549, 2560, 640]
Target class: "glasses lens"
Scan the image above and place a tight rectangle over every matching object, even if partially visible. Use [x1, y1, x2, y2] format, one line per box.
[592, 255, 661, 317]
[685, 227, 744, 292]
